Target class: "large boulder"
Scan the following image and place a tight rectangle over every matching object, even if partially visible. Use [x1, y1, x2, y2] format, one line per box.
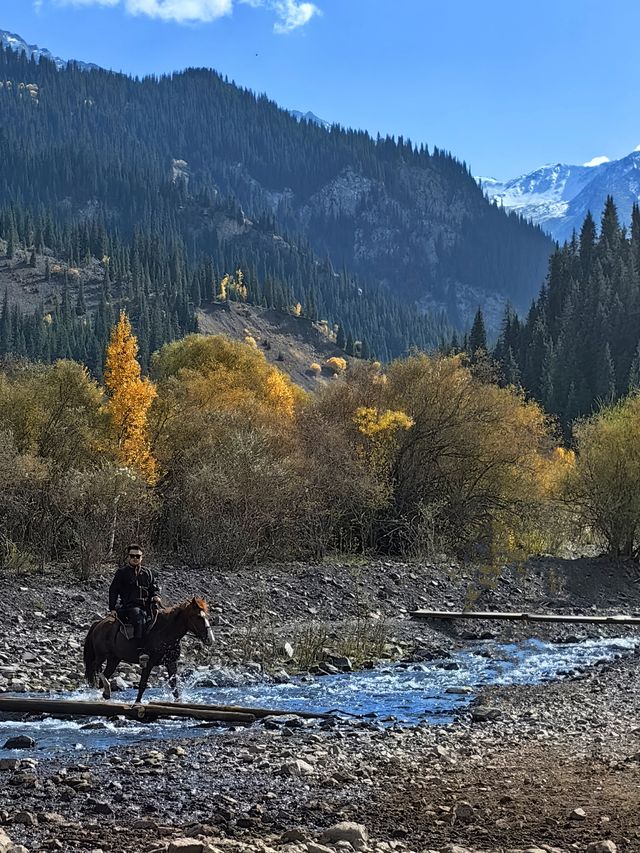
[2, 736, 35, 750]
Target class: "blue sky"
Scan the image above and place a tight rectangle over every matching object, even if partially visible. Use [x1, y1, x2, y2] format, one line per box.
[1, 0, 639, 179]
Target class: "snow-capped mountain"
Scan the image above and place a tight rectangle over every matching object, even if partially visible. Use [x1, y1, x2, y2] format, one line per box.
[0, 29, 98, 71]
[480, 147, 640, 243]
[290, 110, 331, 130]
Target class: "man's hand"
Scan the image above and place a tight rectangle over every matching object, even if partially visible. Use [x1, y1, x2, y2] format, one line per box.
[109, 610, 117, 618]
[151, 596, 162, 607]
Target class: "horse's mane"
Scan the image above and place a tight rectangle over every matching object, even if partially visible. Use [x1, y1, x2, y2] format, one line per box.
[163, 597, 209, 615]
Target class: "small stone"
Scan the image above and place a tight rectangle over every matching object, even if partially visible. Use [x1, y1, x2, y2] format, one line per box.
[281, 828, 308, 843]
[321, 822, 368, 849]
[432, 745, 456, 764]
[281, 759, 315, 777]
[453, 801, 475, 823]
[168, 840, 205, 853]
[87, 799, 115, 816]
[0, 829, 16, 853]
[586, 843, 617, 853]
[305, 844, 334, 853]
[12, 811, 36, 826]
[570, 807, 587, 821]
[471, 708, 502, 723]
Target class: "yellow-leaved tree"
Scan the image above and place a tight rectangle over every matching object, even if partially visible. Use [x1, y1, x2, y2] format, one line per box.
[104, 311, 157, 483]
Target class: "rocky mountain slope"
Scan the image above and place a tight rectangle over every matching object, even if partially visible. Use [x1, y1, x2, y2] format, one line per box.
[0, 32, 552, 334]
[481, 147, 640, 243]
[0, 247, 348, 390]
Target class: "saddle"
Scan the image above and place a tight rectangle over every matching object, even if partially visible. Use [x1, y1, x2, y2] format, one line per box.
[118, 621, 135, 641]
[113, 609, 157, 641]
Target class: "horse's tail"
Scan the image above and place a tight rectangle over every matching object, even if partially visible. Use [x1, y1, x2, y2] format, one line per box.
[83, 622, 99, 686]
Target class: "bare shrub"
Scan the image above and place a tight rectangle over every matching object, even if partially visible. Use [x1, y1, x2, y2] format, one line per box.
[164, 419, 305, 568]
[59, 464, 155, 579]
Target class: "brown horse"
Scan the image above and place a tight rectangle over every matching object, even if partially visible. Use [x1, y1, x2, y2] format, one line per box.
[83, 597, 215, 704]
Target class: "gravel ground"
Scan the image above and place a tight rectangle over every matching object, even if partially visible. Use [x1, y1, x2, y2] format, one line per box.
[0, 555, 639, 853]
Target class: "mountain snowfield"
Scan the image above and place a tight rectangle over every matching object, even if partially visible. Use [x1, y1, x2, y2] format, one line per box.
[0, 29, 97, 71]
[480, 146, 640, 243]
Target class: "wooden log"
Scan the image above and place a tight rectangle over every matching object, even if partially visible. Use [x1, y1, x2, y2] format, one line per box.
[148, 700, 331, 720]
[0, 697, 254, 724]
[409, 609, 640, 625]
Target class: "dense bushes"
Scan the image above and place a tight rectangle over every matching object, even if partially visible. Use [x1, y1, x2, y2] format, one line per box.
[565, 394, 640, 557]
[0, 327, 612, 574]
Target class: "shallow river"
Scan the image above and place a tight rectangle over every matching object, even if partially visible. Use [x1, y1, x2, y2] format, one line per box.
[0, 636, 635, 757]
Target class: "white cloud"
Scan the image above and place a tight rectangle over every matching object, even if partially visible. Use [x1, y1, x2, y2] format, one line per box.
[53, 0, 320, 28]
[272, 0, 320, 33]
[125, 0, 232, 22]
[583, 155, 610, 168]
[57, 0, 120, 5]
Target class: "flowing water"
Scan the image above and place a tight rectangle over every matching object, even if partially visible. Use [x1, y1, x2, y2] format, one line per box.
[0, 636, 635, 758]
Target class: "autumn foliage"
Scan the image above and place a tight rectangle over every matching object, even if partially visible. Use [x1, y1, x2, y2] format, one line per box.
[564, 395, 640, 556]
[104, 311, 157, 483]
[0, 323, 625, 573]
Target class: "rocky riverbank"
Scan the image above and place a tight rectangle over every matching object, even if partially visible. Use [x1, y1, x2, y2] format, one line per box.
[0, 556, 639, 853]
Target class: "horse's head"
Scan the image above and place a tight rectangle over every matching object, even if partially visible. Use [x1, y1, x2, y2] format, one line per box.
[186, 597, 215, 646]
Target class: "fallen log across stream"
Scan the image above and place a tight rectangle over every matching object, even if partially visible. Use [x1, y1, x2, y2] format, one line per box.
[0, 697, 255, 723]
[0, 697, 333, 724]
[147, 700, 333, 720]
[410, 610, 640, 624]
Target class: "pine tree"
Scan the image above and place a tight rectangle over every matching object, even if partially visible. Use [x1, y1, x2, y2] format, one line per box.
[75, 279, 87, 316]
[468, 308, 487, 356]
[345, 331, 355, 356]
[0, 290, 11, 356]
[594, 342, 616, 402]
[579, 211, 596, 275]
[629, 343, 640, 393]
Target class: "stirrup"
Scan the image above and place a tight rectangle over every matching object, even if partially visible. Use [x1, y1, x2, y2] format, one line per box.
[138, 652, 150, 667]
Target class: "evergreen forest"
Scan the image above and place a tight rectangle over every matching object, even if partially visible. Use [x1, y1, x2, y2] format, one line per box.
[0, 41, 553, 369]
[494, 198, 640, 430]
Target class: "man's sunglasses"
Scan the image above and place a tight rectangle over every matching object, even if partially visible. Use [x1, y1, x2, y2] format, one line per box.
[128, 553, 143, 560]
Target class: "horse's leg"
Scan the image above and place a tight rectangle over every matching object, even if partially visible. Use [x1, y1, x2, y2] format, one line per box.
[166, 654, 180, 700]
[135, 662, 153, 705]
[100, 656, 120, 700]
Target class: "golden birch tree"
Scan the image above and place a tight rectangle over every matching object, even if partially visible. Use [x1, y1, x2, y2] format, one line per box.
[104, 311, 157, 483]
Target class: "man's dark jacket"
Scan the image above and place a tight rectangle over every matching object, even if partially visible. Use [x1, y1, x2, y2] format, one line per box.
[108, 565, 161, 612]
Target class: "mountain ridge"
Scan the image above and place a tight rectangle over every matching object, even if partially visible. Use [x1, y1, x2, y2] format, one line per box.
[481, 147, 640, 243]
[0, 28, 98, 71]
[0, 29, 552, 339]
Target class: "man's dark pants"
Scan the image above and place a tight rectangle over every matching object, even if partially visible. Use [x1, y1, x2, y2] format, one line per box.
[121, 606, 147, 641]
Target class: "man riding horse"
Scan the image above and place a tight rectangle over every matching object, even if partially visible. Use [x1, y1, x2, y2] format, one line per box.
[108, 544, 160, 667]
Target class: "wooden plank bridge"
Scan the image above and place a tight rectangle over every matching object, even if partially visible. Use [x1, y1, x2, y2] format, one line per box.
[410, 609, 640, 625]
[0, 696, 332, 724]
